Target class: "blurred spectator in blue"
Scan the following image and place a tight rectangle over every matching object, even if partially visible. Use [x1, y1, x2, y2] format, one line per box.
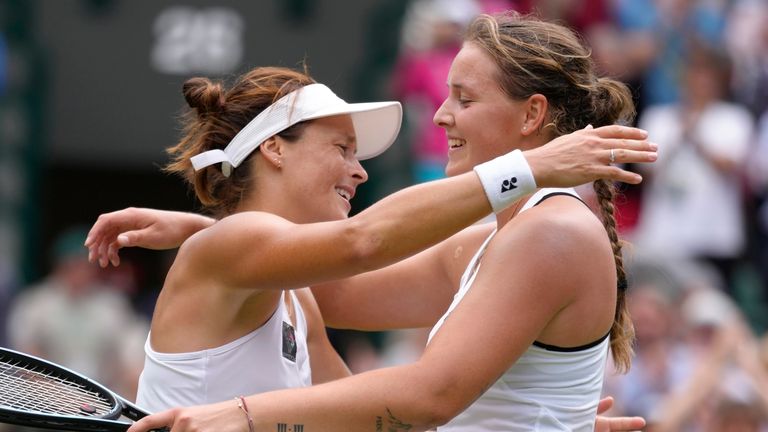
[7, 226, 148, 397]
[725, 0, 768, 117]
[631, 45, 754, 296]
[611, 0, 727, 111]
[579, 3, 646, 237]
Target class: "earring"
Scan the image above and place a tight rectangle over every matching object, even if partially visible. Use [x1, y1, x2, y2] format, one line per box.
[522, 125, 528, 131]
[275, 158, 282, 168]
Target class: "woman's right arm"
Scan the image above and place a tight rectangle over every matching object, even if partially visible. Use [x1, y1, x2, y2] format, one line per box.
[87, 125, 656, 268]
[189, 121, 661, 292]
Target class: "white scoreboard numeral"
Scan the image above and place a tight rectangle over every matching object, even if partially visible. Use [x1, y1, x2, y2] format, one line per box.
[151, 6, 244, 75]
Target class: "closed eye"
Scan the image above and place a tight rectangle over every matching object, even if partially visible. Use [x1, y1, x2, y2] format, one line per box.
[336, 144, 350, 155]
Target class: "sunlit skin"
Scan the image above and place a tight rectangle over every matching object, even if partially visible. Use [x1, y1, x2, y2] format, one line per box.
[238, 114, 368, 224]
[434, 42, 540, 179]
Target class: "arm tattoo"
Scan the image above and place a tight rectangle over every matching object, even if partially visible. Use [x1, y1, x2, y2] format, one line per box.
[375, 408, 413, 431]
[277, 424, 304, 432]
[273, 408, 412, 432]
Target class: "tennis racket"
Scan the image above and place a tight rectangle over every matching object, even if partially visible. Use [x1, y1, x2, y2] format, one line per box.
[0, 347, 167, 431]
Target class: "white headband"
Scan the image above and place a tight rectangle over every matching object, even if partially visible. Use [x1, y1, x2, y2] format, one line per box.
[190, 83, 402, 176]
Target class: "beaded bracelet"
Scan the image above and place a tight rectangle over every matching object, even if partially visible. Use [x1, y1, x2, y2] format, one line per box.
[235, 395, 255, 432]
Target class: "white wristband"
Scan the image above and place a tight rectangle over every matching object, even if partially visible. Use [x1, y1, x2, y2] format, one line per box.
[473, 149, 537, 213]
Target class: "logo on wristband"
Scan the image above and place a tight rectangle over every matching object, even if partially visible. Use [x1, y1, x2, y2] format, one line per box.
[501, 177, 518, 193]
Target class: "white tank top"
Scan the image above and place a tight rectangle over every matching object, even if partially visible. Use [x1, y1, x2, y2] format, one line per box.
[428, 188, 610, 431]
[136, 290, 311, 412]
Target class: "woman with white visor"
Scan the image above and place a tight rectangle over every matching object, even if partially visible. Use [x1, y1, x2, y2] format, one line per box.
[87, 65, 654, 427]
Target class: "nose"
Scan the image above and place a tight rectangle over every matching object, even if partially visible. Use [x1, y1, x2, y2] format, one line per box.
[433, 98, 452, 128]
[350, 158, 369, 184]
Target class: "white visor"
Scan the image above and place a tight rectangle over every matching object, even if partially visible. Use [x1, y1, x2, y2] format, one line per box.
[190, 83, 402, 176]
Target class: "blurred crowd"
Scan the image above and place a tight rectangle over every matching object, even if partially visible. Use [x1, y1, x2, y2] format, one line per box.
[2, 0, 768, 430]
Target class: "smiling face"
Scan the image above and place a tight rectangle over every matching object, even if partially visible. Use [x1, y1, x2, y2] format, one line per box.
[278, 114, 368, 222]
[433, 42, 527, 177]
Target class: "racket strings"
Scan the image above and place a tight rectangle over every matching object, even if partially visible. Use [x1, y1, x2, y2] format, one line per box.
[0, 358, 114, 417]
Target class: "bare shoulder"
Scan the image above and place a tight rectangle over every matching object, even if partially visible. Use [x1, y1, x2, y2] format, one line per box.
[499, 195, 609, 253]
[169, 211, 295, 291]
[486, 194, 614, 298]
[180, 211, 289, 255]
[497, 196, 617, 345]
[205, 211, 290, 238]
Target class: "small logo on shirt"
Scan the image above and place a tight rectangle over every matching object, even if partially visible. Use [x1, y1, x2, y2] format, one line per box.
[282, 321, 297, 362]
[501, 177, 518, 193]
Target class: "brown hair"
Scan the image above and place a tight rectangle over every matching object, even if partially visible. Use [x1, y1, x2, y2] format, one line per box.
[465, 12, 636, 372]
[164, 66, 316, 218]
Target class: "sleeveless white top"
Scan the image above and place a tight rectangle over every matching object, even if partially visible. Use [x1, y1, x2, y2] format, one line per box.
[428, 188, 610, 431]
[136, 290, 311, 412]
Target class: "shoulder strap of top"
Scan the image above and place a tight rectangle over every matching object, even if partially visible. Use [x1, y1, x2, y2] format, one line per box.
[519, 188, 585, 214]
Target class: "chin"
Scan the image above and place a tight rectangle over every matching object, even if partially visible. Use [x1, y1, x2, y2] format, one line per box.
[444, 161, 470, 178]
[311, 207, 347, 223]
[332, 208, 351, 220]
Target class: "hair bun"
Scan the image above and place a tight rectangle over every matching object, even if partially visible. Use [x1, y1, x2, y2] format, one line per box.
[182, 77, 225, 115]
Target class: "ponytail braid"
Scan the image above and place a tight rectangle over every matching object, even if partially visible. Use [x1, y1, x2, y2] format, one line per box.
[593, 179, 634, 372]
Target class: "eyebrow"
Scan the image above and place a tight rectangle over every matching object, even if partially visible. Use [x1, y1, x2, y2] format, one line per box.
[327, 130, 355, 142]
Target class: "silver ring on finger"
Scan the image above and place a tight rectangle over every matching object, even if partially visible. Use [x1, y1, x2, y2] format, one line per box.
[609, 149, 616, 163]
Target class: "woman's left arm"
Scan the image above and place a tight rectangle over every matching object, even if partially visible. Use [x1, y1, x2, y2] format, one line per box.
[127, 215, 579, 432]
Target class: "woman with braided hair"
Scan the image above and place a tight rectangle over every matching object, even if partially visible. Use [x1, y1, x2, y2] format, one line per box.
[90, 11, 651, 432]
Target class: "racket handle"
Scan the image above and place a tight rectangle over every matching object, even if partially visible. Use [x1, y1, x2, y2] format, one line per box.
[117, 397, 170, 432]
